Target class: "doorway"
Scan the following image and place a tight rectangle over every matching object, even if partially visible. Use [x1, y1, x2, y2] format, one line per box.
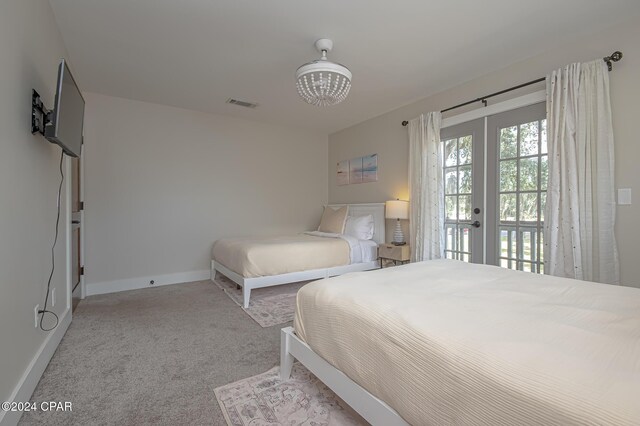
[440, 103, 547, 273]
[70, 155, 84, 310]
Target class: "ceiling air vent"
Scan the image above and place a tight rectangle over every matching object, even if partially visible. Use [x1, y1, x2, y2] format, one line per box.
[226, 98, 258, 109]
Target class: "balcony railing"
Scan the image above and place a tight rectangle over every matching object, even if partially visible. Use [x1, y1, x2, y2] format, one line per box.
[499, 222, 543, 273]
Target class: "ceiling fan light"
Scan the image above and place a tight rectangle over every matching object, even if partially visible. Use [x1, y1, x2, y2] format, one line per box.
[295, 39, 352, 107]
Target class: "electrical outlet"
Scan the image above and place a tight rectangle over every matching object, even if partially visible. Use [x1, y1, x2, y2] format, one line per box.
[51, 288, 56, 307]
[34, 304, 40, 328]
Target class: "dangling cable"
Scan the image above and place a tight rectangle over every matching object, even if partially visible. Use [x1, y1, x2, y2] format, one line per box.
[39, 150, 64, 332]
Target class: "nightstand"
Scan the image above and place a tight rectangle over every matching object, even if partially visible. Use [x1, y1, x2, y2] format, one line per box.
[378, 243, 410, 268]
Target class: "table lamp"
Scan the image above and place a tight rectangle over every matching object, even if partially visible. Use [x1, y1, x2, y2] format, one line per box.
[385, 199, 409, 245]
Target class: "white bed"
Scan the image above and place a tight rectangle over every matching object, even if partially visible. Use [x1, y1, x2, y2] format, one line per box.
[211, 203, 385, 308]
[282, 260, 640, 425]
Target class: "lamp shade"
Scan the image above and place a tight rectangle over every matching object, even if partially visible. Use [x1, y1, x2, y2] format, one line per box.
[385, 200, 409, 220]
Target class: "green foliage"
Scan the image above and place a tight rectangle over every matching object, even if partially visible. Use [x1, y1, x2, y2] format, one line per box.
[498, 120, 548, 223]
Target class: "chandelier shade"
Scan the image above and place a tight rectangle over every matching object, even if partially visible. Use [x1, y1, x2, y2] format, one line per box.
[295, 39, 352, 107]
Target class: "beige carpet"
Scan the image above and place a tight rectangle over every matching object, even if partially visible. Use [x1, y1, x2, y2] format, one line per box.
[213, 273, 310, 327]
[19, 280, 285, 425]
[215, 364, 366, 425]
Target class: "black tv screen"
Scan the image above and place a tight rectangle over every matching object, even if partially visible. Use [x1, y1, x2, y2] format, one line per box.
[46, 59, 85, 157]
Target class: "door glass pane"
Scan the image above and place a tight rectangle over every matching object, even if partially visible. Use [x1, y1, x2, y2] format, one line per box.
[519, 193, 538, 221]
[459, 195, 471, 220]
[459, 227, 471, 254]
[500, 194, 516, 221]
[510, 230, 517, 260]
[500, 126, 517, 159]
[500, 160, 517, 192]
[540, 156, 548, 190]
[497, 116, 547, 274]
[458, 165, 472, 193]
[445, 196, 457, 220]
[445, 169, 457, 194]
[521, 230, 534, 261]
[459, 136, 472, 164]
[444, 139, 457, 166]
[442, 134, 474, 263]
[446, 227, 455, 251]
[519, 121, 539, 156]
[519, 157, 538, 190]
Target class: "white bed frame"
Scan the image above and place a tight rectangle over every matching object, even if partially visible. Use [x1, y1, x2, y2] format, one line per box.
[280, 327, 409, 425]
[210, 203, 385, 308]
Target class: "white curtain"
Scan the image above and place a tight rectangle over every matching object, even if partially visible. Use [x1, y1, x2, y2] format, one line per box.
[408, 112, 444, 262]
[545, 60, 619, 284]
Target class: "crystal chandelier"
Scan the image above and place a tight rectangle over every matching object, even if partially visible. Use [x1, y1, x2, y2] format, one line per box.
[296, 39, 352, 107]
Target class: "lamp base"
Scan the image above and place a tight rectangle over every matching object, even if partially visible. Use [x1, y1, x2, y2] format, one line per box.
[392, 219, 405, 245]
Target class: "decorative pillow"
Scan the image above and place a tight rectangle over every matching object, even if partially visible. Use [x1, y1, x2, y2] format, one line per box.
[318, 206, 349, 234]
[344, 214, 375, 240]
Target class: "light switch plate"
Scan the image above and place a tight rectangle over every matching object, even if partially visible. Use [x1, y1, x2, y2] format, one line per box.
[618, 188, 632, 205]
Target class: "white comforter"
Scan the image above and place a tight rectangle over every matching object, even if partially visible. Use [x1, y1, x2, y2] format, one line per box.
[212, 232, 375, 278]
[294, 260, 640, 425]
[304, 231, 371, 264]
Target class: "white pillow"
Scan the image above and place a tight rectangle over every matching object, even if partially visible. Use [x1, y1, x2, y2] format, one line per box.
[344, 214, 374, 240]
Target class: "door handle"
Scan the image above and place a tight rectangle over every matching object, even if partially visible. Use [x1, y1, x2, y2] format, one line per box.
[471, 220, 481, 228]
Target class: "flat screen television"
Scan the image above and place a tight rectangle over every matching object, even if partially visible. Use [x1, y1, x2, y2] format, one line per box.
[45, 59, 85, 157]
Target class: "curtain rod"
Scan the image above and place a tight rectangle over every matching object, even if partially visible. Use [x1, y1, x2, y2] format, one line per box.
[401, 51, 623, 126]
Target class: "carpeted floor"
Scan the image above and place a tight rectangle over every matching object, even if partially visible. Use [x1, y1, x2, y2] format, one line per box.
[19, 280, 284, 425]
[213, 273, 308, 327]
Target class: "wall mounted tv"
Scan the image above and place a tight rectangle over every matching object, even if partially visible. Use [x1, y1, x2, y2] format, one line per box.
[44, 59, 85, 158]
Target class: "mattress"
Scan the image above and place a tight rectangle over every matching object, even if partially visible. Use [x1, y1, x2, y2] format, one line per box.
[294, 259, 640, 425]
[212, 233, 351, 278]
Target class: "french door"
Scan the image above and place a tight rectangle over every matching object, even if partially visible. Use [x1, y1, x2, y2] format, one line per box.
[441, 119, 484, 263]
[441, 103, 547, 272]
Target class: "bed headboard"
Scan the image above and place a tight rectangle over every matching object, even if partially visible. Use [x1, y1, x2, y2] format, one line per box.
[327, 203, 386, 245]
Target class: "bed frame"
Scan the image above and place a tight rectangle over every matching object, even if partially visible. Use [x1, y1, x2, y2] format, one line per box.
[210, 203, 385, 308]
[280, 326, 409, 425]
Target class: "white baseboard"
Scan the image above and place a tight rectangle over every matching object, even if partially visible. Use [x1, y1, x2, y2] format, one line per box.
[0, 310, 72, 426]
[85, 269, 211, 296]
[72, 282, 83, 300]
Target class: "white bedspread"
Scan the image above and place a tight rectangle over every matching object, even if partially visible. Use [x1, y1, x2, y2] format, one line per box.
[304, 231, 365, 264]
[294, 260, 640, 425]
[212, 232, 375, 278]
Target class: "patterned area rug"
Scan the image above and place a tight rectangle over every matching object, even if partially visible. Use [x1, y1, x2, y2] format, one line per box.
[214, 363, 367, 426]
[213, 273, 311, 328]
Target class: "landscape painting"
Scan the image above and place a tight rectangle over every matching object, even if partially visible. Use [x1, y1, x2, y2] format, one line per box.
[337, 160, 349, 185]
[349, 157, 363, 184]
[362, 154, 378, 183]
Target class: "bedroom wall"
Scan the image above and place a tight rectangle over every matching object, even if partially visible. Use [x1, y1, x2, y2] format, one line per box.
[83, 93, 328, 291]
[328, 17, 640, 288]
[0, 0, 72, 421]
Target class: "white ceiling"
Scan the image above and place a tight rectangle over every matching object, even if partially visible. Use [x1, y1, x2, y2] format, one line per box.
[49, 0, 640, 133]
